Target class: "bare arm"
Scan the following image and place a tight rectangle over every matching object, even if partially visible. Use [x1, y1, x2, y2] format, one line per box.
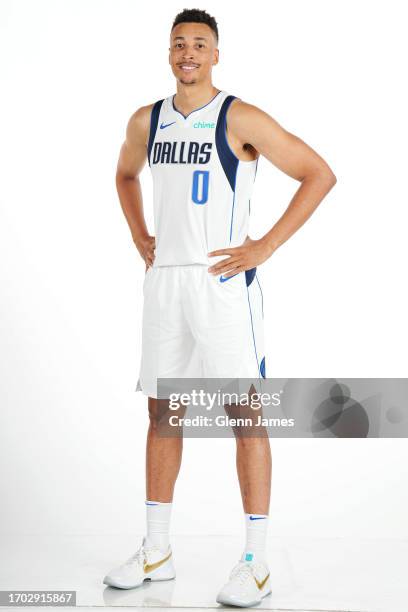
[116, 104, 155, 269]
[207, 100, 337, 276]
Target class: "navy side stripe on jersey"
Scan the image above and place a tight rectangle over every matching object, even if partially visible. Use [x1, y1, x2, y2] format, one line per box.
[147, 99, 164, 166]
[215, 95, 239, 191]
[245, 267, 257, 287]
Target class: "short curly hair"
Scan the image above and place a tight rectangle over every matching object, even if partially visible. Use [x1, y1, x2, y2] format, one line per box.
[171, 8, 219, 44]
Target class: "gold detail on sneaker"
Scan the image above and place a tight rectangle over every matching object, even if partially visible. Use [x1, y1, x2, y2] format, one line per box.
[143, 551, 172, 574]
[254, 572, 270, 590]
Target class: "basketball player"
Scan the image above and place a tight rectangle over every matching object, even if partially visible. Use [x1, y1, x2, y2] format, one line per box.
[103, 8, 336, 607]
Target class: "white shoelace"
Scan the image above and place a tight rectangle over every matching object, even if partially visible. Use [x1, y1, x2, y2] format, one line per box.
[124, 546, 146, 567]
[230, 562, 255, 585]
[123, 542, 165, 568]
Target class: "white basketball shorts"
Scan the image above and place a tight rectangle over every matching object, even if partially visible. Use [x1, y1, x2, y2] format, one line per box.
[135, 264, 266, 399]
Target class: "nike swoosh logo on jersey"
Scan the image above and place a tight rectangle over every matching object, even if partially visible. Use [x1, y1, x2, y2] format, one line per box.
[143, 551, 172, 573]
[219, 273, 239, 282]
[160, 121, 176, 129]
[249, 515, 267, 520]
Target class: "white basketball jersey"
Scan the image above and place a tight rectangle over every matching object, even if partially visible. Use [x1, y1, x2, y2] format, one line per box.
[147, 90, 259, 267]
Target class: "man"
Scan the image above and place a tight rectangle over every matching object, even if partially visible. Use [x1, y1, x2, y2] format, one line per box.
[103, 8, 336, 607]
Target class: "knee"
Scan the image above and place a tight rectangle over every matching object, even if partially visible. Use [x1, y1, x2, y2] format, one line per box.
[148, 399, 175, 431]
[148, 399, 187, 434]
[148, 405, 162, 431]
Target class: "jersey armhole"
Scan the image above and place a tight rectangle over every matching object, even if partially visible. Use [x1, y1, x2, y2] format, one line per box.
[147, 99, 164, 166]
[215, 95, 240, 191]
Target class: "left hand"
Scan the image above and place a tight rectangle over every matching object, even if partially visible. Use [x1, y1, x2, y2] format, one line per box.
[207, 236, 273, 278]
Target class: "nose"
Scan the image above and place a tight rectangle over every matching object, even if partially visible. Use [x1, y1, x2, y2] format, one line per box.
[182, 45, 195, 60]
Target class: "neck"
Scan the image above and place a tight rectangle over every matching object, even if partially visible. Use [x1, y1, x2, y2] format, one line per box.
[174, 82, 220, 114]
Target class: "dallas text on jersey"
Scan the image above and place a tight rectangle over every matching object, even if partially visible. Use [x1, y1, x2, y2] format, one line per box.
[152, 141, 213, 165]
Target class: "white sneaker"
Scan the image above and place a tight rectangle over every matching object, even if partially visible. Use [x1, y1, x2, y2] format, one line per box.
[103, 537, 176, 589]
[216, 560, 272, 607]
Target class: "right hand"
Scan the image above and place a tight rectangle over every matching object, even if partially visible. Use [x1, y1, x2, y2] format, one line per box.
[135, 235, 156, 271]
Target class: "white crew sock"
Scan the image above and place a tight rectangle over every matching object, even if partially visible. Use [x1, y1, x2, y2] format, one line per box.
[241, 513, 269, 564]
[145, 500, 172, 551]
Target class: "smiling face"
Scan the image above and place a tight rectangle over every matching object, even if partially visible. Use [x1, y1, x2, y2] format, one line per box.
[169, 22, 219, 85]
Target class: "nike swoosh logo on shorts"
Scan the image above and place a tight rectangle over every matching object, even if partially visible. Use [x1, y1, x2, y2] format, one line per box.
[219, 273, 239, 282]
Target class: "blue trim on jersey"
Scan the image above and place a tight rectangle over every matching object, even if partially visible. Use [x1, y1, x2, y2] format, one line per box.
[246, 285, 261, 381]
[172, 90, 223, 120]
[228, 176, 238, 241]
[260, 356, 266, 378]
[254, 156, 259, 178]
[215, 95, 239, 192]
[147, 99, 164, 166]
[255, 272, 264, 318]
[249, 158, 259, 215]
[245, 267, 257, 287]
